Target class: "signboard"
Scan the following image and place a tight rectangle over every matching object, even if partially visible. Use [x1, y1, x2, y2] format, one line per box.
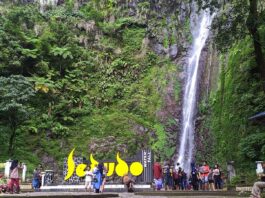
[140, 149, 153, 183]
[63, 149, 153, 184]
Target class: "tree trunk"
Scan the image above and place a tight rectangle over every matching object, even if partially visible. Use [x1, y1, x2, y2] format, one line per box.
[247, 0, 265, 91]
[8, 129, 16, 156]
[8, 116, 17, 156]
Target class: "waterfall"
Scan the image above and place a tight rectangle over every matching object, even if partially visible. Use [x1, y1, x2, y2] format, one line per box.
[38, 0, 58, 13]
[176, 7, 215, 173]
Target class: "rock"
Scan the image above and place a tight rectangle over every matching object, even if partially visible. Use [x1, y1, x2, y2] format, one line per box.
[76, 20, 96, 33]
[109, 15, 115, 23]
[57, 0, 64, 5]
[169, 44, 178, 59]
[41, 154, 59, 173]
[178, 71, 186, 80]
[114, 47, 122, 55]
[153, 43, 166, 55]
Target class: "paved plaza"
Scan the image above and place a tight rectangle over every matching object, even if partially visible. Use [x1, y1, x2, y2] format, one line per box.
[0, 191, 250, 198]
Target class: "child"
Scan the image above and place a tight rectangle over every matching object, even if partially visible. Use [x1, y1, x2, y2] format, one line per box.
[0, 175, 8, 193]
[85, 166, 93, 192]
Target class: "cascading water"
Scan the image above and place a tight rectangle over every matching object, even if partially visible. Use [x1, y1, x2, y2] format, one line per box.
[38, 0, 58, 13]
[176, 7, 215, 173]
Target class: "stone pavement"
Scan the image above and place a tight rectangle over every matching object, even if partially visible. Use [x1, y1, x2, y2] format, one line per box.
[0, 192, 118, 197]
[0, 191, 250, 198]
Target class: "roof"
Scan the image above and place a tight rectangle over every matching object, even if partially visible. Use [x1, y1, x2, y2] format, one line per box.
[248, 111, 265, 121]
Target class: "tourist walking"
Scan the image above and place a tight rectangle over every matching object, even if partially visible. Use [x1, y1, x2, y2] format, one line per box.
[9, 160, 23, 194]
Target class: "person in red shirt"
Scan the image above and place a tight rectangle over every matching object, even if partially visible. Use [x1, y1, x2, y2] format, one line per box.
[153, 161, 162, 190]
[201, 161, 210, 190]
[154, 162, 162, 179]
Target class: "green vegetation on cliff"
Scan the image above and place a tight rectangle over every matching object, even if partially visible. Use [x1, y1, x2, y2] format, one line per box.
[0, 1, 182, 171]
[197, 0, 265, 181]
[210, 37, 265, 168]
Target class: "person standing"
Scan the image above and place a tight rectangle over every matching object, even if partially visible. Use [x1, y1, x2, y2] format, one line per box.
[191, 163, 199, 191]
[180, 169, 187, 190]
[198, 164, 204, 190]
[32, 168, 41, 191]
[93, 164, 103, 193]
[213, 164, 222, 190]
[85, 166, 93, 192]
[9, 160, 23, 194]
[175, 162, 181, 173]
[173, 168, 180, 190]
[201, 161, 210, 191]
[163, 161, 173, 190]
[208, 168, 215, 191]
[153, 161, 162, 190]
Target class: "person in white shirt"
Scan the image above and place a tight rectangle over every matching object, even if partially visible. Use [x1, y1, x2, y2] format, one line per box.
[85, 166, 93, 192]
[213, 164, 221, 189]
[175, 162, 181, 172]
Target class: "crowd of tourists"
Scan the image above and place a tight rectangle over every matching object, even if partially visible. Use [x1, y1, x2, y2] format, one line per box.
[1, 159, 264, 196]
[0, 159, 134, 194]
[32, 162, 108, 193]
[153, 161, 224, 191]
[84, 163, 108, 193]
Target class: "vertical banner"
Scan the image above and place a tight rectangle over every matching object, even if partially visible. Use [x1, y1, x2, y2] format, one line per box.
[140, 149, 153, 183]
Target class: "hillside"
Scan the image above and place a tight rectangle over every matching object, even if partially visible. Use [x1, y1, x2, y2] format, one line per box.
[0, 0, 264, 182]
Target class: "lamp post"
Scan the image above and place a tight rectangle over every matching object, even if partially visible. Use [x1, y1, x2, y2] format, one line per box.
[22, 163, 27, 182]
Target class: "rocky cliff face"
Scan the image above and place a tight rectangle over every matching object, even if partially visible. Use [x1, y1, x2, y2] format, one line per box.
[34, 0, 219, 161]
[195, 38, 220, 161]
[0, 0, 220, 167]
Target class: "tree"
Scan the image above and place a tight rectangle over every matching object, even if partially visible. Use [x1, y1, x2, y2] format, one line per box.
[199, 0, 265, 90]
[246, 0, 265, 90]
[0, 75, 35, 156]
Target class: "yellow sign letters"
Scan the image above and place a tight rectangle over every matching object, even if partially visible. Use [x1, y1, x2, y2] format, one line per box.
[64, 149, 144, 181]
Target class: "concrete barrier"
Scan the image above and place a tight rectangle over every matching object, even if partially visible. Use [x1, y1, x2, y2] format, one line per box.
[40, 184, 151, 192]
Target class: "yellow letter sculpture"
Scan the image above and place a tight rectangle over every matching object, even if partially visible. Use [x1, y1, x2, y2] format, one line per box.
[64, 148, 76, 181]
[64, 149, 144, 180]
